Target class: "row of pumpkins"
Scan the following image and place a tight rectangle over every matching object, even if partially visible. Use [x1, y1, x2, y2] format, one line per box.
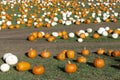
[0, 48, 120, 74]
[28, 27, 120, 42]
[0, 0, 120, 30]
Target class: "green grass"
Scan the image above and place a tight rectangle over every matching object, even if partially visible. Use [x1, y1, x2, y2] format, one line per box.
[0, 52, 120, 80]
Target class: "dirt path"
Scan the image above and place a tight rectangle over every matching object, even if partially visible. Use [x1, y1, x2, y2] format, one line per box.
[0, 22, 120, 56]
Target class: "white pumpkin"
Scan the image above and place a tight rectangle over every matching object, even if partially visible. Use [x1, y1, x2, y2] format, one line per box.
[52, 32, 58, 37]
[105, 26, 110, 31]
[0, 63, 10, 72]
[78, 30, 85, 35]
[0, 21, 3, 25]
[112, 33, 118, 39]
[65, 21, 72, 25]
[17, 21, 21, 24]
[54, 17, 58, 22]
[51, 22, 57, 26]
[86, 28, 92, 33]
[6, 21, 12, 26]
[5, 55, 18, 65]
[68, 32, 75, 38]
[97, 29, 104, 34]
[102, 31, 108, 36]
[77, 38, 83, 43]
[3, 53, 13, 60]
[1, 16, 6, 20]
[34, 22, 38, 26]
[85, 32, 89, 37]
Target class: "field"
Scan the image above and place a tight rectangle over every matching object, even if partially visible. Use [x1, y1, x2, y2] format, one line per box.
[0, 0, 120, 80]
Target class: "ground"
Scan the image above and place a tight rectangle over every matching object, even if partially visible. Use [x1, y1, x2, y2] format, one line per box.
[0, 22, 120, 56]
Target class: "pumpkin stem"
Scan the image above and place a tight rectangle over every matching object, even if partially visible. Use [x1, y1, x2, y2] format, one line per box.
[68, 61, 71, 64]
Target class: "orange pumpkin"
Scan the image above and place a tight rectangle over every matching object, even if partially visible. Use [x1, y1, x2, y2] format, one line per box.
[79, 33, 86, 39]
[77, 56, 87, 63]
[97, 48, 105, 55]
[75, 20, 80, 25]
[16, 61, 31, 71]
[93, 57, 105, 68]
[66, 50, 75, 59]
[56, 53, 66, 60]
[62, 34, 68, 40]
[37, 32, 43, 38]
[32, 65, 45, 75]
[44, 33, 51, 38]
[28, 48, 37, 58]
[8, 25, 14, 29]
[93, 33, 100, 39]
[40, 50, 51, 58]
[31, 32, 38, 39]
[58, 32, 62, 37]
[81, 47, 89, 56]
[62, 30, 67, 36]
[28, 35, 36, 41]
[47, 36, 55, 42]
[15, 24, 20, 29]
[112, 50, 120, 57]
[65, 61, 77, 73]
[107, 29, 113, 34]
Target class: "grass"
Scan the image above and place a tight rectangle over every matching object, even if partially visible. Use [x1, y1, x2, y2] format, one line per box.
[0, 51, 120, 80]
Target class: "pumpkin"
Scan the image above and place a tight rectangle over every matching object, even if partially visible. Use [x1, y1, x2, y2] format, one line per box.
[112, 50, 120, 57]
[77, 56, 87, 63]
[81, 47, 89, 56]
[77, 38, 83, 43]
[61, 50, 67, 55]
[66, 50, 75, 59]
[106, 49, 114, 56]
[75, 20, 80, 25]
[62, 31, 67, 36]
[15, 24, 20, 29]
[3, 53, 13, 60]
[37, 31, 43, 38]
[113, 18, 117, 23]
[65, 61, 77, 73]
[44, 33, 51, 38]
[92, 33, 100, 39]
[0, 63, 10, 72]
[28, 48, 37, 58]
[31, 32, 38, 39]
[8, 25, 14, 29]
[58, 32, 62, 37]
[79, 33, 86, 39]
[5, 55, 18, 65]
[56, 53, 66, 60]
[93, 57, 105, 68]
[97, 48, 105, 55]
[47, 36, 55, 42]
[32, 65, 45, 75]
[28, 35, 36, 41]
[112, 33, 118, 39]
[62, 34, 68, 40]
[107, 29, 113, 34]
[16, 61, 30, 71]
[86, 28, 92, 33]
[40, 50, 51, 58]
[68, 32, 75, 38]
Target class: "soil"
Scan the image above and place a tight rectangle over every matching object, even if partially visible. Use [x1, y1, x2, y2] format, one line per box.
[0, 22, 120, 56]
